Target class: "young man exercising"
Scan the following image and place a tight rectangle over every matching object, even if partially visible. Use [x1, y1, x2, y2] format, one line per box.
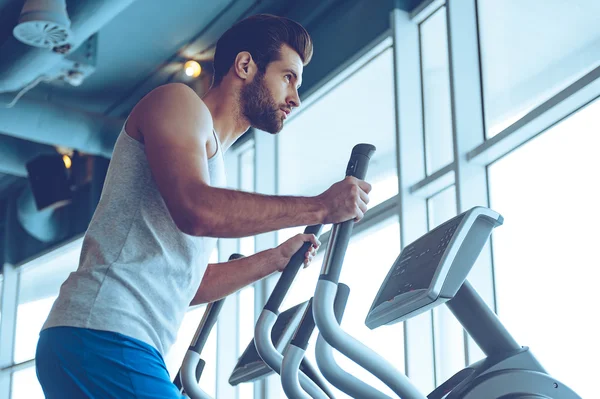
[35, 14, 371, 398]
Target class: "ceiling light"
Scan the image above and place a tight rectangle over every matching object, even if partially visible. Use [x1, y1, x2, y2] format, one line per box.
[62, 154, 72, 169]
[184, 60, 201, 78]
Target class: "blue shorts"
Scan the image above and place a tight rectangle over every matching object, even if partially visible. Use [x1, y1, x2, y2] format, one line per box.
[35, 326, 184, 399]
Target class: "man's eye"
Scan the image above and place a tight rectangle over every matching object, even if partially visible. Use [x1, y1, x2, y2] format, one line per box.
[285, 75, 292, 82]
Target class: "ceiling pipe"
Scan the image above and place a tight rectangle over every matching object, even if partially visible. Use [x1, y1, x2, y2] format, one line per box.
[16, 184, 69, 243]
[0, 134, 57, 177]
[0, 0, 137, 93]
[0, 94, 125, 158]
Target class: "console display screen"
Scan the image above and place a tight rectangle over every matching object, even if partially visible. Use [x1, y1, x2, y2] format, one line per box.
[372, 214, 464, 308]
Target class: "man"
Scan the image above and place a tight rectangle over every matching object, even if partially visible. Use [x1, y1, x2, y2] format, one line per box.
[36, 14, 371, 398]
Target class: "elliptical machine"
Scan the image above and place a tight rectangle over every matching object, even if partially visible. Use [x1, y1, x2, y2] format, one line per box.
[281, 144, 581, 398]
[178, 248, 337, 398]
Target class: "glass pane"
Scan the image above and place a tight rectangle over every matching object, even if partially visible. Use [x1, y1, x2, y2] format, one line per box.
[238, 146, 255, 398]
[15, 239, 82, 363]
[239, 146, 256, 257]
[11, 366, 44, 399]
[0, 275, 3, 326]
[427, 186, 466, 385]
[238, 379, 254, 399]
[237, 286, 255, 399]
[240, 237, 255, 257]
[421, 6, 454, 174]
[239, 146, 254, 192]
[278, 47, 398, 208]
[282, 218, 404, 398]
[478, 0, 600, 137]
[488, 98, 600, 399]
[14, 297, 56, 364]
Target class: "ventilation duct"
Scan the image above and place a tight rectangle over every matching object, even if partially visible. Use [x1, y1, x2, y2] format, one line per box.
[0, 135, 56, 177]
[17, 184, 69, 243]
[13, 0, 73, 49]
[0, 0, 136, 93]
[0, 94, 125, 159]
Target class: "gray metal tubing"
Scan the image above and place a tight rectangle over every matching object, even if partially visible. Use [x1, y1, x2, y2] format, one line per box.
[281, 345, 312, 399]
[254, 311, 328, 399]
[181, 351, 212, 399]
[313, 280, 427, 399]
[315, 333, 393, 399]
[446, 280, 521, 357]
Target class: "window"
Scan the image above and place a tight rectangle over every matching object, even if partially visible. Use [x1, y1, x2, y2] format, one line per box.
[237, 286, 255, 399]
[427, 186, 466, 385]
[0, 275, 3, 326]
[15, 238, 82, 364]
[478, 0, 600, 137]
[6, 239, 82, 398]
[236, 145, 256, 399]
[239, 145, 256, 257]
[11, 367, 44, 399]
[281, 217, 404, 398]
[420, 6, 454, 174]
[278, 47, 398, 209]
[488, 97, 600, 399]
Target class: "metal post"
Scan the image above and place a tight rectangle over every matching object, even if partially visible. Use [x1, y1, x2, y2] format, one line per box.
[391, 4, 435, 393]
[446, 0, 496, 364]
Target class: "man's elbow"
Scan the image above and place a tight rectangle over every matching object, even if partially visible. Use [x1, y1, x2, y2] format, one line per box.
[172, 207, 215, 237]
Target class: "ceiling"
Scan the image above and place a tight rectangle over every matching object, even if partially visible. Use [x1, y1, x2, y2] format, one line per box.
[0, 0, 341, 116]
[0, 0, 361, 201]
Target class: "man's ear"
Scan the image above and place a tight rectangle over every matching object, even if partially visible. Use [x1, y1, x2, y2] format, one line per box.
[234, 51, 257, 80]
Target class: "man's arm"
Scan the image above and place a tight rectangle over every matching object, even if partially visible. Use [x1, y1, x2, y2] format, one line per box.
[134, 83, 370, 238]
[190, 233, 319, 305]
[190, 249, 280, 305]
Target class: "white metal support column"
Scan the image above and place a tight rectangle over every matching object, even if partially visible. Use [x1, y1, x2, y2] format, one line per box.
[0, 262, 18, 398]
[0, 199, 20, 399]
[446, 0, 495, 364]
[254, 130, 279, 399]
[216, 149, 242, 398]
[391, 4, 435, 393]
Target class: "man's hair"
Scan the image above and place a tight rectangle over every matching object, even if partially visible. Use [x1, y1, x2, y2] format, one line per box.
[212, 14, 313, 86]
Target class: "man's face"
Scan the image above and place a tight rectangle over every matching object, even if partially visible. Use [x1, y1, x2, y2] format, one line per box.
[240, 44, 303, 133]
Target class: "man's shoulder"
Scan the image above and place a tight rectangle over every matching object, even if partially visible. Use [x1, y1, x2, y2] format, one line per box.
[131, 83, 213, 138]
[143, 83, 209, 111]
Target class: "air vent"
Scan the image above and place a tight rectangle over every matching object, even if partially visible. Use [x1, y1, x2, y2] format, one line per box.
[12, 0, 73, 49]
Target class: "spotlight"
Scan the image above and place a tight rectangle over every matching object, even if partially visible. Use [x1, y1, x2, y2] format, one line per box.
[62, 154, 72, 169]
[184, 60, 201, 78]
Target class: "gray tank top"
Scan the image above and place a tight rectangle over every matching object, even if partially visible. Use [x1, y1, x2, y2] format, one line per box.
[42, 124, 227, 355]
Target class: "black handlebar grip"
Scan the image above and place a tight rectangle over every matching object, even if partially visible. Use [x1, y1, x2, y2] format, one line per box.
[333, 283, 350, 324]
[264, 224, 323, 313]
[321, 144, 376, 283]
[290, 298, 316, 350]
[345, 144, 376, 179]
[228, 253, 245, 261]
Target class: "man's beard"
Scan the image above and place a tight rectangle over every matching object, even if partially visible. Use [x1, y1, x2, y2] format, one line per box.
[240, 71, 285, 134]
